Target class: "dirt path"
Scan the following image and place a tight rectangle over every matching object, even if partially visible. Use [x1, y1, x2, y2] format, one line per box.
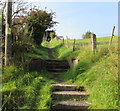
[45, 42, 91, 110]
[47, 43, 55, 59]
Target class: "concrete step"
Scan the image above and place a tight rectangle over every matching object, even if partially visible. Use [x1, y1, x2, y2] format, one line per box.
[52, 101, 90, 110]
[47, 69, 68, 72]
[46, 65, 70, 69]
[51, 84, 77, 91]
[52, 91, 89, 101]
[46, 67, 69, 71]
[45, 60, 69, 65]
[46, 62, 69, 66]
[46, 60, 67, 62]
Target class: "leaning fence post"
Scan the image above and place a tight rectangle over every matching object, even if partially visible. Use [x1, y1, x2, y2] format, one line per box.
[91, 34, 97, 52]
[73, 39, 76, 51]
[109, 26, 115, 45]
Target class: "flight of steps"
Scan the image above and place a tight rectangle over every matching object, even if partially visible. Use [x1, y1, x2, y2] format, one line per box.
[45, 60, 70, 72]
[51, 84, 91, 110]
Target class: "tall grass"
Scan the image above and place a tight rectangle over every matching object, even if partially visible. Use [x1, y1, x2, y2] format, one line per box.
[63, 44, 118, 109]
[2, 66, 54, 110]
[47, 37, 118, 109]
[2, 36, 118, 110]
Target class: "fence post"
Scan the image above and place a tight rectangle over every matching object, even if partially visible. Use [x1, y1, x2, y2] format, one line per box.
[62, 38, 64, 44]
[73, 39, 76, 51]
[109, 26, 115, 45]
[91, 34, 97, 52]
[66, 36, 69, 48]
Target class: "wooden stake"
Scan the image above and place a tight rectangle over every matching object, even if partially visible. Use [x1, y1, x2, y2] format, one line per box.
[109, 26, 115, 45]
[91, 34, 97, 52]
[73, 39, 76, 51]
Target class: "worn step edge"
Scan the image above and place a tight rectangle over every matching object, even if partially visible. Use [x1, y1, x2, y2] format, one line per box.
[52, 91, 88, 95]
[52, 91, 89, 100]
[52, 101, 91, 109]
[51, 84, 86, 91]
[46, 60, 68, 62]
[47, 69, 68, 72]
[46, 65, 70, 68]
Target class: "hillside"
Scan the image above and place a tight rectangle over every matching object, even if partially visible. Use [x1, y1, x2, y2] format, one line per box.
[46, 36, 118, 109]
[1, 36, 119, 110]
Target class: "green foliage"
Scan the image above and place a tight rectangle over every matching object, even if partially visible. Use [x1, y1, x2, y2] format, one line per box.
[26, 45, 49, 59]
[0, 10, 2, 32]
[26, 9, 57, 45]
[74, 53, 118, 109]
[82, 31, 93, 39]
[65, 45, 118, 109]
[50, 32, 56, 39]
[2, 66, 54, 110]
[48, 37, 118, 109]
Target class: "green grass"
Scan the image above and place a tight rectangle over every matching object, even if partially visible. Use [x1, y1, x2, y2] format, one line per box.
[1, 65, 55, 110]
[74, 53, 118, 109]
[47, 36, 119, 109]
[2, 36, 119, 110]
[63, 36, 118, 49]
[25, 45, 49, 60]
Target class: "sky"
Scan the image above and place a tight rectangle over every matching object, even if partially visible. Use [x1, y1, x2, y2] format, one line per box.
[11, 0, 119, 39]
[36, 2, 118, 39]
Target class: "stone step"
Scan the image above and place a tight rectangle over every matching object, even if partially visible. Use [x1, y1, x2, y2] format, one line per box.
[45, 60, 69, 65]
[51, 84, 77, 91]
[46, 60, 67, 62]
[47, 69, 68, 72]
[46, 65, 70, 69]
[51, 101, 90, 110]
[52, 91, 89, 101]
[46, 67, 70, 71]
[46, 62, 69, 66]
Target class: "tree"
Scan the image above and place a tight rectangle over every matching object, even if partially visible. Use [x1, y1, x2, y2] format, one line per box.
[5, 0, 12, 66]
[82, 31, 93, 39]
[50, 31, 56, 39]
[26, 9, 57, 45]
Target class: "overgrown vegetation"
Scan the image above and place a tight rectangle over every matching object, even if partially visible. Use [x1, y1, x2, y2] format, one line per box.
[1, 65, 55, 110]
[2, 0, 118, 110]
[1, 36, 119, 110]
[1, 1, 57, 110]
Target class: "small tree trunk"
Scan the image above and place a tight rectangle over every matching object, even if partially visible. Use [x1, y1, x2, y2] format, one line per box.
[5, 0, 12, 66]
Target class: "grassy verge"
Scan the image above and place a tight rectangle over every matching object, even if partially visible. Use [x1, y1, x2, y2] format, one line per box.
[48, 37, 118, 109]
[1, 44, 55, 110]
[2, 36, 118, 110]
[25, 45, 49, 60]
[1, 66, 55, 110]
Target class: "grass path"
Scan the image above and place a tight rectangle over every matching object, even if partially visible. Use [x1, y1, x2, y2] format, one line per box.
[47, 43, 55, 59]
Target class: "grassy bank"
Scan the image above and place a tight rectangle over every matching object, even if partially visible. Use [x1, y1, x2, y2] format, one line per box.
[1, 65, 55, 110]
[48, 36, 119, 109]
[1, 36, 119, 110]
[1, 44, 55, 110]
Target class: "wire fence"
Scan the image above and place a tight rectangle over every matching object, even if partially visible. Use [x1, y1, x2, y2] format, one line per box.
[62, 35, 118, 51]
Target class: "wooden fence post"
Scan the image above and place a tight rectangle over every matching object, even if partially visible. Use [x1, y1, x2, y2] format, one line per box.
[66, 36, 69, 48]
[91, 34, 97, 52]
[62, 38, 64, 44]
[73, 39, 76, 51]
[109, 26, 115, 45]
